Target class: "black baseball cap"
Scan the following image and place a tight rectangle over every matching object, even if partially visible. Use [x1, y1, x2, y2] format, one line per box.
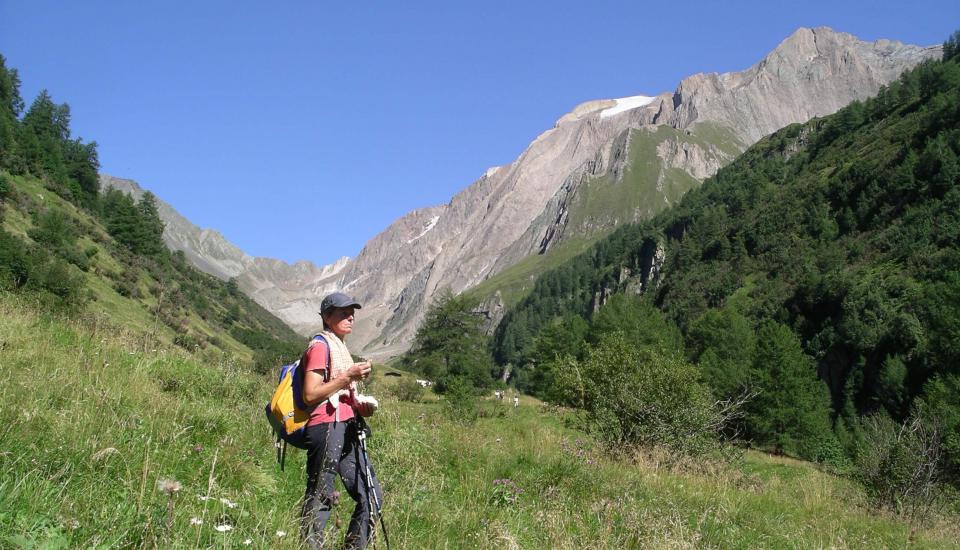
[320, 292, 362, 316]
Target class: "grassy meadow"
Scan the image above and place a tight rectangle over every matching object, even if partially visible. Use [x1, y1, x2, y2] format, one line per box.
[1, 293, 958, 549]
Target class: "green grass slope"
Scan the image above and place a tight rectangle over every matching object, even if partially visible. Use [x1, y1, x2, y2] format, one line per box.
[1, 294, 956, 549]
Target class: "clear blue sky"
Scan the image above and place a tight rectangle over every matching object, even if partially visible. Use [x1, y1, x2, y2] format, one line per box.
[1, 1, 957, 265]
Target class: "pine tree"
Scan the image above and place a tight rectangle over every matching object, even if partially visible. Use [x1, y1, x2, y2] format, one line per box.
[528, 314, 588, 400]
[0, 55, 24, 170]
[750, 321, 835, 460]
[136, 192, 165, 256]
[687, 306, 756, 402]
[403, 289, 495, 392]
[21, 90, 70, 179]
[588, 294, 683, 356]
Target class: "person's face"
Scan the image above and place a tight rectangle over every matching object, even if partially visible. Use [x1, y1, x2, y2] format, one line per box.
[323, 306, 355, 337]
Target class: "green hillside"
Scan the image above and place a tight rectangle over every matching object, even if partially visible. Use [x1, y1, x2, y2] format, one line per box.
[562, 123, 740, 236]
[493, 39, 960, 482]
[467, 122, 744, 311]
[2, 297, 957, 548]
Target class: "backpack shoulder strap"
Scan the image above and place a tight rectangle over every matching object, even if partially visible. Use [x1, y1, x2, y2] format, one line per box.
[293, 335, 333, 410]
[305, 334, 332, 378]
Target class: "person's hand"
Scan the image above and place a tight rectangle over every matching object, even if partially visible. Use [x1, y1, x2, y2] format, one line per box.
[355, 395, 379, 417]
[345, 361, 372, 382]
[356, 401, 376, 417]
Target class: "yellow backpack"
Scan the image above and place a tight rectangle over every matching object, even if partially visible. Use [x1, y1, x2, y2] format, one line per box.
[265, 335, 327, 467]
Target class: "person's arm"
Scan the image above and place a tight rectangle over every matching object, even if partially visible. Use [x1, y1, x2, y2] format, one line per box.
[301, 344, 371, 407]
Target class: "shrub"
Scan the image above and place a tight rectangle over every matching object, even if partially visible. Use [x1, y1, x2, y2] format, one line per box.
[59, 244, 90, 271]
[915, 375, 960, 484]
[26, 256, 88, 310]
[113, 267, 141, 299]
[855, 413, 943, 520]
[0, 173, 10, 201]
[173, 331, 200, 351]
[390, 377, 425, 403]
[28, 208, 77, 248]
[554, 333, 733, 457]
[252, 349, 283, 376]
[441, 375, 480, 423]
[0, 229, 31, 289]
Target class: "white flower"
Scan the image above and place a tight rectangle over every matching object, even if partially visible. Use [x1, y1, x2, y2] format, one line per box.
[197, 495, 212, 501]
[156, 478, 182, 495]
[190, 517, 203, 526]
[243, 539, 252, 545]
[219, 497, 238, 508]
[276, 530, 287, 537]
[214, 524, 233, 532]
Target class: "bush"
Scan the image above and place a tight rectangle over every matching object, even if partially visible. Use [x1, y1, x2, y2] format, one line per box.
[441, 375, 480, 423]
[252, 349, 285, 376]
[0, 229, 31, 289]
[112, 267, 141, 299]
[916, 375, 960, 484]
[554, 333, 734, 457]
[173, 331, 200, 351]
[390, 377, 426, 403]
[26, 256, 88, 310]
[28, 208, 77, 248]
[0, 173, 10, 201]
[855, 413, 943, 520]
[59, 244, 90, 271]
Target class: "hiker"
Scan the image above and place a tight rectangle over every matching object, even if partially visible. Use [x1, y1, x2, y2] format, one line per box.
[513, 395, 519, 408]
[300, 292, 383, 550]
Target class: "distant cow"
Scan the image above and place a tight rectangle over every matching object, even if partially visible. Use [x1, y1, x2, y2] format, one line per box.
[416, 379, 433, 387]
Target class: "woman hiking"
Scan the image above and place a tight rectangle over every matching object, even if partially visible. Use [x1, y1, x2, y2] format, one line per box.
[300, 292, 383, 550]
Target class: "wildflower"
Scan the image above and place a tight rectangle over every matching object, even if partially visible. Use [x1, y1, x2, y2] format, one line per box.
[243, 539, 252, 545]
[214, 524, 233, 532]
[190, 517, 203, 526]
[219, 497, 238, 509]
[156, 478, 183, 495]
[276, 530, 287, 537]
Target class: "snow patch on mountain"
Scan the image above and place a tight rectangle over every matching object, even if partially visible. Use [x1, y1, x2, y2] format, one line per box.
[600, 95, 655, 118]
[407, 216, 440, 243]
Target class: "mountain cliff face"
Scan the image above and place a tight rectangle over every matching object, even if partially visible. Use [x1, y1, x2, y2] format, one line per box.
[104, 27, 941, 359]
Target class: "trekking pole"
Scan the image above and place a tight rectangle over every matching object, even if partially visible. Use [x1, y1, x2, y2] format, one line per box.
[356, 423, 390, 550]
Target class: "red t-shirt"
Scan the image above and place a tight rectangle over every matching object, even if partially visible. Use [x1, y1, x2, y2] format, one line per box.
[302, 341, 355, 426]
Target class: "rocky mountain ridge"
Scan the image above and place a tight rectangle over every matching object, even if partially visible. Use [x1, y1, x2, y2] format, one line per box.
[103, 27, 941, 359]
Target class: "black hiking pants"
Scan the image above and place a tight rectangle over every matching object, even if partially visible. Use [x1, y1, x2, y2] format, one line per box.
[301, 419, 383, 550]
